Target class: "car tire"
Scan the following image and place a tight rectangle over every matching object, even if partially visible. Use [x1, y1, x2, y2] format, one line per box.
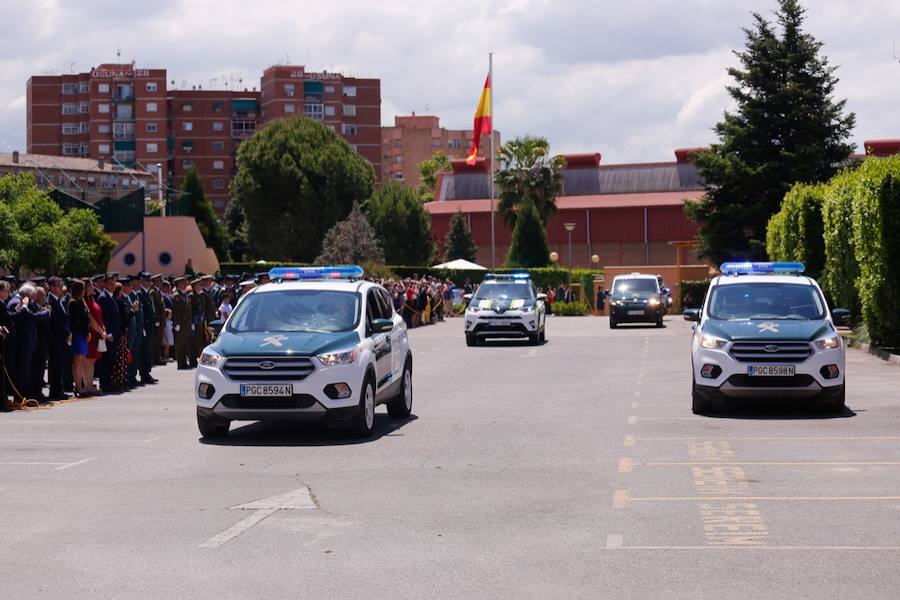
[656, 313, 664, 328]
[691, 379, 712, 415]
[609, 317, 618, 329]
[539, 328, 546, 344]
[351, 376, 376, 438]
[466, 334, 477, 347]
[821, 383, 846, 414]
[528, 332, 540, 345]
[387, 358, 413, 419]
[197, 411, 230, 439]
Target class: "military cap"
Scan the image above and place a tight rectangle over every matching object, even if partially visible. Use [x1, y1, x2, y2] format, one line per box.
[31, 276, 47, 284]
[172, 275, 187, 284]
[138, 271, 152, 279]
[239, 279, 256, 288]
[91, 273, 105, 282]
[190, 278, 203, 286]
[2, 275, 18, 283]
[201, 274, 214, 281]
[151, 273, 163, 281]
[105, 272, 119, 280]
[223, 274, 237, 282]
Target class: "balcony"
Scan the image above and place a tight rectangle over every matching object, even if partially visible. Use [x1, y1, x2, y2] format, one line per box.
[231, 119, 256, 139]
[112, 92, 134, 102]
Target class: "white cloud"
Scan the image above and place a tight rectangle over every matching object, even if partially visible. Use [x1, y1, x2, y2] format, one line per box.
[0, 0, 897, 162]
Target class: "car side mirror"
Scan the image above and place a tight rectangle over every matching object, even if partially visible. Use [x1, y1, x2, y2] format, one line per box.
[208, 319, 224, 338]
[831, 308, 850, 327]
[536, 293, 547, 302]
[682, 308, 701, 322]
[369, 318, 393, 335]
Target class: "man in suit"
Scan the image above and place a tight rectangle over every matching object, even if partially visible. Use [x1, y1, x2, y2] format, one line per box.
[136, 273, 158, 384]
[8, 283, 48, 402]
[46, 277, 71, 400]
[172, 277, 193, 370]
[150, 274, 166, 365]
[126, 277, 143, 388]
[97, 274, 121, 393]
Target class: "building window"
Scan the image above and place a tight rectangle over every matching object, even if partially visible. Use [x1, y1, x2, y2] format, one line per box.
[284, 84, 295, 97]
[394, 172, 404, 180]
[212, 141, 225, 151]
[122, 178, 130, 188]
[284, 103, 295, 114]
[63, 143, 80, 155]
[213, 200, 225, 209]
[146, 143, 158, 153]
[79, 101, 89, 113]
[341, 123, 357, 136]
[100, 175, 116, 188]
[394, 156, 403, 164]
[146, 122, 158, 133]
[212, 121, 224, 131]
[62, 103, 77, 115]
[98, 83, 109, 93]
[98, 143, 110, 154]
[159, 252, 172, 266]
[146, 82, 158, 92]
[62, 123, 79, 135]
[181, 140, 193, 153]
[212, 102, 224, 112]
[213, 179, 225, 190]
[79, 143, 90, 155]
[87, 177, 95, 188]
[432, 138, 443, 147]
[114, 150, 135, 163]
[62, 83, 78, 95]
[343, 85, 357, 97]
[394, 140, 402, 148]
[304, 103, 324, 120]
[324, 105, 335, 117]
[448, 139, 462, 149]
[324, 85, 335, 94]
[78, 82, 89, 94]
[183, 122, 193, 131]
[80, 122, 89, 133]
[146, 102, 157, 112]
[182, 159, 193, 169]
[98, 123, 110, 134]
[213, 160, 224, 170]
[342, 104, 356, 117]
[182, 102, 192, 112]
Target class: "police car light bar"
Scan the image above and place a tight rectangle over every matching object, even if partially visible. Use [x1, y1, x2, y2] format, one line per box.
[484, 272, 531, 281]
[720, 261, 806, 276]
[268, 266, 365, 281]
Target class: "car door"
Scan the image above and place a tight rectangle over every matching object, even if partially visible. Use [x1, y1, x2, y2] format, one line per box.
[366, 289, 392, 391]
[379, 287, 403, 379]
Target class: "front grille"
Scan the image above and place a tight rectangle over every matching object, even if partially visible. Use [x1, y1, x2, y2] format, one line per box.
[219, 394, 317, 410]
[727, 374, 815, 388]
[222, 356, 315, 381]
[729, 341, 813, 363]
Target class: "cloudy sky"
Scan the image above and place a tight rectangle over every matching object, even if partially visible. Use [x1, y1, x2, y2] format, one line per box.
[1, 0, 898, 163]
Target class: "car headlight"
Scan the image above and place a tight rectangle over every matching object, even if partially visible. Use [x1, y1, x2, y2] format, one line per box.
[699, 334, 728, 350]
[199, 350, 224, 367]
[317, 348, 358, 366]
[648, 298, 660, 306]
[814, 335, 841, 350]
[521, 305, 533, 313]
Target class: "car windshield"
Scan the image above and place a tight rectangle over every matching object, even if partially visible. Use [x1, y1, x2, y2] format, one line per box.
[614, 278, 658, 294]
[227, 290, 360, 333]
[473, 282, 534, 303]
[707, 283, 825, 320]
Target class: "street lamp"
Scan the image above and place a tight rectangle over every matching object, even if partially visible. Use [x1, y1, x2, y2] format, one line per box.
[563, 222, 576, 284]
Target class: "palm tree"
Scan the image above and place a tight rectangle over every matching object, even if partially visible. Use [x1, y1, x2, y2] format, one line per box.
[494, 136, 565, 229]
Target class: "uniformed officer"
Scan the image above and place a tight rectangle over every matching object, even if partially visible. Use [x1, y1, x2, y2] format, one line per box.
[200, 275, 217, 344]
[171, 277, 193, 370]
[150, 274, 166, 366]
[189, 279, 205, 368]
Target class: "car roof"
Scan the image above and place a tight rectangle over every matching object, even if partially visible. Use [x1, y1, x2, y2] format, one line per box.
[612, 274, 658, 280]
[248, 279, 376, 294]
[712, 275, 816, 286]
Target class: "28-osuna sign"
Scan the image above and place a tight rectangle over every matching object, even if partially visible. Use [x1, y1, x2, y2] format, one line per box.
[91, 68, 151, 78]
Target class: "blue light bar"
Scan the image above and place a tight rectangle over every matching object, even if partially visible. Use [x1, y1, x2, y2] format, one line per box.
[484, 272, 531, 281]
[268, 266, 365, 281]
[720, 261, 805, 275]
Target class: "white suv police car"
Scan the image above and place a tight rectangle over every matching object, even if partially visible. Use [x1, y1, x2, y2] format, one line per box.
[464, 273, 546, 346]
[195, 266, 413, 438]
[684, 262, 849, 415]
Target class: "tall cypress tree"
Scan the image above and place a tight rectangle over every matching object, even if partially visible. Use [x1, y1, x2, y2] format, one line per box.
[685, 0, 855, 264]
[181, 168, 229, 260]
[444, 210, 477, 263]
[504, 200, 551, 268]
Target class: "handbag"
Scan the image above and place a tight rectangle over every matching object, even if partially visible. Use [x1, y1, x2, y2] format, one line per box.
[97, 337, 107, 353]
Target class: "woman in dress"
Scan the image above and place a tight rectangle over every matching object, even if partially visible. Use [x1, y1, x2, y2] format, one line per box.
[68, 280, 90, 396]
[111, 282, 131, 391]
[83, 278, 109, 396]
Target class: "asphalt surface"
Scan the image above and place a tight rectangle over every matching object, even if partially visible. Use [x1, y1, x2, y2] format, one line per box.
[1, 316, 899, 599]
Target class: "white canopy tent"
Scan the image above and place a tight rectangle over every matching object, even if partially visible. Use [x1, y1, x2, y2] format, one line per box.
[432, 258, 487, 270]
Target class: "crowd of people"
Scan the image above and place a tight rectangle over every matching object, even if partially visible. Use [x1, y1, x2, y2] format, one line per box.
[0, 271, 262, 411]
[377, 274, 457, 328]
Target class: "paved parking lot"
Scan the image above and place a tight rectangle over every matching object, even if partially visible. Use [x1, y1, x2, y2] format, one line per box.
[1, 316, 898, 599]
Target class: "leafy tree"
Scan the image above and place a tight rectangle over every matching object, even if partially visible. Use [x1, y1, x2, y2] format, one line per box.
[316, 203, 384, 265]
[504, 200, 551, 268]
[444, 210, 477, 263]
[224, 196, 250, 261]
[685, 0, 855, 264]
[765, 183, 826, 280]
[416, 151, 451, 203]
[181, 168, 229, 260]
[232, 116, 375, 262]
[364, 181, 434, 265]
[57, 209, 118, 275]
[495, 136, 565, 229]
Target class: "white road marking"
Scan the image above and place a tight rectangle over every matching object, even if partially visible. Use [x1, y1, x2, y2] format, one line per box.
[627, 416, 638, 424]
[0, 461, 69, 466]
[199, 486, 317, 549]
[606, 534, 624, 549]
[54, 458, 95, 471]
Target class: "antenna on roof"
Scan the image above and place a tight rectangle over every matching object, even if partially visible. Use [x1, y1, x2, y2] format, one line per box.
[116, 45, 121, 62]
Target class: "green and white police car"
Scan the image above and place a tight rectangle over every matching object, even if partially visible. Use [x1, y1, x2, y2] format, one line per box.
[684, 262, 850, 415]
[464, 273, 547, 346]
[195, 266, 413, 439]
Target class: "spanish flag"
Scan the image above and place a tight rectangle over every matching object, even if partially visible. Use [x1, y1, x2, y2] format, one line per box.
[465, 74, 492, 165]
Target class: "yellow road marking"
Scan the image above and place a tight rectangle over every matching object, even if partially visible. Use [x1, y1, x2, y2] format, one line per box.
[612, 489, 630, 508]
[618, 458, 633, 474]
[623, 435, 635, 447]
[610, 545, 900, 551]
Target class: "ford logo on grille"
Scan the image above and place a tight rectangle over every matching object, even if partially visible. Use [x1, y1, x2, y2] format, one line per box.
[259, 360, 276, 370]
[764, 345, 779, 353]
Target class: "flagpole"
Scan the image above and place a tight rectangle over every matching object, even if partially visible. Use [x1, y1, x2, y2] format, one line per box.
[489, 52, 495, 270]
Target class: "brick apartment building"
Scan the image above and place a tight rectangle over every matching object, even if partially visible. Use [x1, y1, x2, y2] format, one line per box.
[382, 114, 500, 188]
[26, 63, 381, 213]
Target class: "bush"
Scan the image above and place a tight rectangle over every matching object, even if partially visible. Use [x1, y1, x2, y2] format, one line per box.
[680, 279, 711, 309]
[504, 200, 551, 268]
[822, 171, 860, 314]
[766, 183, 826, 280]
[850, 156, 900, 346]
[552, 301, 591, 316]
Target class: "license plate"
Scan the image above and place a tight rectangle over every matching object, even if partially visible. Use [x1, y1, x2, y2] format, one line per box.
[748, 365, 795, 377]
[492, 319, 511, 327]
[240, 384, 293, 397]
[627, 310, 645, 315]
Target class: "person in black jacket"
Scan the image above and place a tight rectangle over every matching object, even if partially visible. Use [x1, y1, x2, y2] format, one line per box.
[68, 280, 91, 396]
[30, 286, 51, 402]
[136, 272, 157, 384]
[0, 281, 13, 408]
[97, 274, 121, 393]
[7, 283, 48, 402]
[47, 277, 72, 400]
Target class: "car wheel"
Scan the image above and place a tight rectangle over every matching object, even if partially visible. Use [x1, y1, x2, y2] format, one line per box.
[821, 383, 846, 414]
[656, 313, 664, 328]
[691, 379, 712, 415]
[528, 332, 540, 345]
[197, 410, 230, 439]
[351, 376, 376, 437]
[609, 317, 618, 329]
[387, 358, 413, 419]
[466, 334, 477, 347]
[539, 328, 546, 344]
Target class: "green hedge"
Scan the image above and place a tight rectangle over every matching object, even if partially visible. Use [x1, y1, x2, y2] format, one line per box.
[850, 156, 900, 346]
[680, 279, 711, 309]
[822, 171, 860, 314]
[552, 301, 592, 316]
[766, 183, 826, 280]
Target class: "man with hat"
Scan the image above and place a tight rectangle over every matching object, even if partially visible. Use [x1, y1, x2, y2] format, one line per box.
[188, 279, 205, 368]
[136, 272, 158, 384]
[150, 274, 166, 366]
[256, 272, 271, 285]
[97, 273, 121, 393]
[172, 276, 193, 369]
